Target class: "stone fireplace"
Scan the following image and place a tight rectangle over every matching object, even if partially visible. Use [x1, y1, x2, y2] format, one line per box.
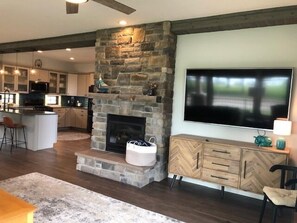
[76, 21, 177, 188]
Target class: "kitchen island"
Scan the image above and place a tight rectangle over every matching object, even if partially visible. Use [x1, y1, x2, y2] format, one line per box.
[0, 109, 58, 151]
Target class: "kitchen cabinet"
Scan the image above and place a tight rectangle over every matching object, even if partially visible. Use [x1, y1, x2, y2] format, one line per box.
[69, 73, 94, 96]
[168, 134, 289, 194]
[49, 72, 67, 94]
[2, 65, 29, 92]
[53, 108, 66, 128]
[77, 75, 88, 96]
[240, 149, 287, 194]
[73, 108, 87, 129]
[29, 69, 49, 82]
[65, 107, 76, 127]
[56, 107, 87, 129]
[59, 73, 67, 94]
[67, 74, 78, 96]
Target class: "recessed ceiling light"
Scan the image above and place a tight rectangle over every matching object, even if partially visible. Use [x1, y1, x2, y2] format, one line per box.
[70, 57, 75, 60]
[119, 20, 127, 26]
[37, 50, 43, 53]
[66, 48, 71, 51]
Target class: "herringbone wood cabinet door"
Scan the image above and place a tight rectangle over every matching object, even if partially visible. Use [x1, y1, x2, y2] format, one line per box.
[168, 137, 203, 178]
[240, 149, 287, 194]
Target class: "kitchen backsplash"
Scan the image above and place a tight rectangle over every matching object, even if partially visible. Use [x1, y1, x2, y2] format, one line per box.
[61, 95, 88, 107]
[19, 93, 88, 107]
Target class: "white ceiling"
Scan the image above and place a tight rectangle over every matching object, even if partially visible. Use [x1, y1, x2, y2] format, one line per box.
[0, 0, 296, 63]
[37, 47, 96, 64]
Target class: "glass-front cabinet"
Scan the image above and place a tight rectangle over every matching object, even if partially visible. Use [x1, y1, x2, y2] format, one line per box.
[3, 65, 16, 91]
[49, 72, 58, 93]
[59, 73, 67, 94]
[17, 68, 29, 92]
[2, 65, 29, 92]
[49, 72, 67, 94]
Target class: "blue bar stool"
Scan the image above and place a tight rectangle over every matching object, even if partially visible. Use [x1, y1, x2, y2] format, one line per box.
[0, 116, 27, 153]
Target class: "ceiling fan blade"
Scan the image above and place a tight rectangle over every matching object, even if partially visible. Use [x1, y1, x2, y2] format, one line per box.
[66, 2, 79, 14]
[92, 0, 136, 15]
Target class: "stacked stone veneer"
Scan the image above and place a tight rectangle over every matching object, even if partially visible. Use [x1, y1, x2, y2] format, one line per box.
[76, 21, 177, 187]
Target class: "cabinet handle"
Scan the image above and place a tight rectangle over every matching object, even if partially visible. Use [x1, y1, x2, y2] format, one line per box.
[212, 162, 229, 167]
[211, 175, 228, 181]
[196, 152, 200, 169]
[212, 149, 230, 154]
[243, 160, 247, 179]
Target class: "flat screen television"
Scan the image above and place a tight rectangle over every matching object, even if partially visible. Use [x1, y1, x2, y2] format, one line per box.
[184, 68, 293, 130]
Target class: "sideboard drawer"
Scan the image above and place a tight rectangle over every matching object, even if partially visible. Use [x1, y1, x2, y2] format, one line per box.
[202, 168, 239, 188]
[203, 156, 240, 174]
[204, 144, 241, 161]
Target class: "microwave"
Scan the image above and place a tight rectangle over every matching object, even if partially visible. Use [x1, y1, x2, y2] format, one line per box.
[29, 81, 49, 93]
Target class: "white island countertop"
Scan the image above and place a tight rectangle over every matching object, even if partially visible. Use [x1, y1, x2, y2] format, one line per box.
[0, 108, 56, 115]
[0, 109, 58, 151]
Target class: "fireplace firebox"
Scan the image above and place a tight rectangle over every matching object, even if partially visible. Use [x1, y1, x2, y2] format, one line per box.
[106, 114, 146, 154]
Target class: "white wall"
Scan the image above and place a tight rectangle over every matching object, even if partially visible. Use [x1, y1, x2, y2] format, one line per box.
[172, 24, 297, 164]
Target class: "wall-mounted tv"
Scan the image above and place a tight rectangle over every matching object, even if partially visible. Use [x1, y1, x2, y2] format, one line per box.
[184, 68, 293, 130]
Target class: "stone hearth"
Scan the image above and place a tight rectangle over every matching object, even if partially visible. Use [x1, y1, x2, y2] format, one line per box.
[76, 21, 177, 187]
[76, 150, 156, 188]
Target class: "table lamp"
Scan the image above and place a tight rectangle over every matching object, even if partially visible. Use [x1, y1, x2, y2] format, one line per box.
[273, 119, 292, 150]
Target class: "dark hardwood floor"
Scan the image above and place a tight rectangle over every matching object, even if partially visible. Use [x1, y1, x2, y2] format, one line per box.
[0, 137, 294, 223]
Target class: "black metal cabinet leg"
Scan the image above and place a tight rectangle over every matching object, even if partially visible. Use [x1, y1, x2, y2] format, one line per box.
[179, 176, 183, 184]
[170, 175, 177, 190]
[221, 186, 225, 199]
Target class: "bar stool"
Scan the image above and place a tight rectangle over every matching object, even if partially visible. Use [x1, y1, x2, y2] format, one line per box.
[0, 116, 27, 153]
[0, 121, 4, 142]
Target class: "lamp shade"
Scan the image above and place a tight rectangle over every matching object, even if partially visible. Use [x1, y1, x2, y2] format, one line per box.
[273, 119, 292, 136]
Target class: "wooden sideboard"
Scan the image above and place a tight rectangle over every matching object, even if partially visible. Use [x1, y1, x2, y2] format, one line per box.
[168, 134, 289, 194]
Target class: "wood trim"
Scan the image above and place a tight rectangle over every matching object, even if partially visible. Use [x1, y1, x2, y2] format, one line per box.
[171, 5, 297, 35]
[0, 32, 96, 53]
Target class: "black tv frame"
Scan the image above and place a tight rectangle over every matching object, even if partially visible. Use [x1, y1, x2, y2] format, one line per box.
[184, 68, 293, 130]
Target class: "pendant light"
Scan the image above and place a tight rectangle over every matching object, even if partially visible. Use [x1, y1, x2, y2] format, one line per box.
[30, 51, 36, 75]
[0, 54, 4, 75]
[66, 0, 88, 3]
[14, 52, 20, 75]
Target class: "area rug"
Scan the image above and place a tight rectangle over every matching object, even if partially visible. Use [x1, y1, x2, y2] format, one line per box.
[58, 131, 90, 141]
[0, 173, 182, 223]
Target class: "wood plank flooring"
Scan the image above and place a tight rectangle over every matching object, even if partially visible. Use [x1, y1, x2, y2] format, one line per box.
[0, 137, 294, 223]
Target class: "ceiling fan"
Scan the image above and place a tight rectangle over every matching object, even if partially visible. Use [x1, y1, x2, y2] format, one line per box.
[66, 0, 136, 15]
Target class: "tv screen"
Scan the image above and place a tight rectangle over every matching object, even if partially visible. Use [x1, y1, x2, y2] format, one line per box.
[184, 68, 293, 130]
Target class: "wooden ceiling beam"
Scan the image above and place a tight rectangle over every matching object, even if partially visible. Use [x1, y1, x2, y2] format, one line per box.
[171, 5, 297, 35]
[0, 5, 296, 53]
[0, 32, 96, 54]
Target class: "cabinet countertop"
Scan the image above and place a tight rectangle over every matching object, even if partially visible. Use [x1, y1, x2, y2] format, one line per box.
[0, 109, 56, 116]
[51, 106, 87, 110]
[171, 134, 290, 155]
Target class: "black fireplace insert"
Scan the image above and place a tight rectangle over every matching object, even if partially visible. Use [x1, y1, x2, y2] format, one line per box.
[106, 114, 146, 154]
